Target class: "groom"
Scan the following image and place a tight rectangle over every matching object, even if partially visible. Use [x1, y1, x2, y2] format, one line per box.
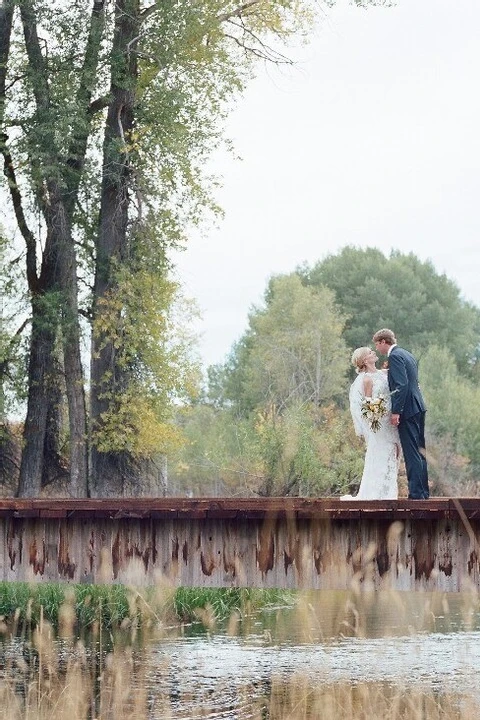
[372, 328, 429, 500]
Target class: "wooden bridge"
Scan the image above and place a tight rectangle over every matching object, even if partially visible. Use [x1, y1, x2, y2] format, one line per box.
[1, 497, 480, 591]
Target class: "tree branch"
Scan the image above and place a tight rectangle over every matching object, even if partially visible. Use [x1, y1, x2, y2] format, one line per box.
[88, 94, 111, 115]
[0, 0, 14, 131]
[217, 0, 261, 23]
[226, 18, 293, 64]
[65, 0, 107, 211]
[0, 2, 39, 294]
[1, 136, 39, 294]
[0, 318, 30, 382]
[19, 1, 50, 115]
[224, 33, 270, 62]
[139, 3, 163, 21]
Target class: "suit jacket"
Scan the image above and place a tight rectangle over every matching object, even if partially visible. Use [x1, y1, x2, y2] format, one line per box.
[388, 346, 426, 419]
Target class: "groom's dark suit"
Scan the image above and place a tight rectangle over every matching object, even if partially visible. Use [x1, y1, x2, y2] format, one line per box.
[388, 346, 429, 499]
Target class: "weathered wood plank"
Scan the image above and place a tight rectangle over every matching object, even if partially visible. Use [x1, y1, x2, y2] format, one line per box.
[0, 496, 470, 519]
[1, 498, 480, 590]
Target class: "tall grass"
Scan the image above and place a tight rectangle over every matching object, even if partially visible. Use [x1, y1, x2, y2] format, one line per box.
[1, 584, 480, 718]
[0, 582, 293, 635]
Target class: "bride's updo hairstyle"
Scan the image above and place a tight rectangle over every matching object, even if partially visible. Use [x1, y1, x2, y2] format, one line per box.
[351, 347, 371, 374]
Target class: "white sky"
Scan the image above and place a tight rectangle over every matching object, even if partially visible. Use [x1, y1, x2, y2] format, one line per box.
[172, 0, 480, 370]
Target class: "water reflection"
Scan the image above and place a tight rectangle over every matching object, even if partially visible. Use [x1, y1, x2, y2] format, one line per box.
[2, 590, 480, 719]
[255, 589, 480, 641]
[142, 590, 480, 719]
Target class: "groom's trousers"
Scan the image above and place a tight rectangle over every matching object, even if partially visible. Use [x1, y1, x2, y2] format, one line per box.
[398, 411, 429, 499]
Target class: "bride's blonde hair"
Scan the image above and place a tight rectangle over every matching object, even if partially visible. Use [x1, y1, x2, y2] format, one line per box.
[351, 347, 371, 374]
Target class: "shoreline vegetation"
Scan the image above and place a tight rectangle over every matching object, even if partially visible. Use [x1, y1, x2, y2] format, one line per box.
[0, 582, 294, 636]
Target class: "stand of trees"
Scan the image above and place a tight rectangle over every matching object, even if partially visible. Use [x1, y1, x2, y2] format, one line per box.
[0, 0, 318, 496]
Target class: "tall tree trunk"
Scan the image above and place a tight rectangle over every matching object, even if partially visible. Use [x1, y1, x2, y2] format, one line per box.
[0, 0, 14, 437]
[18, 193, 89, 497]
[64, 0, 106, 214]
[15, 1, 89, 496]
[45, 190, 88, 497]
[0, 0, 49, 497]
[90, 0, 139, 496]
[17, 296, 56, 496]
[41, 351, 66, 488]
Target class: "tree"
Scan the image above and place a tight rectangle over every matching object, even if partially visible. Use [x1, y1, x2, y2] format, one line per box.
[419, 345, 480, 487]
[302, 247, 480, 375]
[219, 273, 350, 415]
[170, 399, 364, 498]
[1, 0, 322, 496]
[203, 273, 360, 496]
[1, 2, 397, 496]
[182, 273, 358, 498]
[1, 0, 105, 495]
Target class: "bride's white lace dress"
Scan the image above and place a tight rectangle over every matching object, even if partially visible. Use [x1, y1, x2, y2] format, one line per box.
[343, 370, 400, 500]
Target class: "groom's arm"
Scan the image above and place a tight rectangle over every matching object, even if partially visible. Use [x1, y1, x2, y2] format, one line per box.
[388, 352, 408, 415]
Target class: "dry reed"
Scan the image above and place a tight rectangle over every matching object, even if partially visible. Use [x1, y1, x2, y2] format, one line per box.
[1, 585, 480, 719]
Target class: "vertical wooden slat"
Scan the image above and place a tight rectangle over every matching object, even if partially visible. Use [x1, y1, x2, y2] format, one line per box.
[1, 500, 480, 590]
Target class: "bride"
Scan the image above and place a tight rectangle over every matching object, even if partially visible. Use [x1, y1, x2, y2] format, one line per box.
[341, 347, 400, 500]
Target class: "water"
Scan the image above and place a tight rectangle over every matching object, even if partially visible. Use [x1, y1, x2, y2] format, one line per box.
[3, 590, 480, 718]
[138, 591, 480, 718]
[144, 633, 480, 718]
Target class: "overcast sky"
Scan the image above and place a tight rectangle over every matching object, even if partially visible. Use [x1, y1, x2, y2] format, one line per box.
[172, 0, 480, 370]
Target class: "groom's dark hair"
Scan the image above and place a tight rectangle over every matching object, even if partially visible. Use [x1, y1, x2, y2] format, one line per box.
[372, 328, 396, 345]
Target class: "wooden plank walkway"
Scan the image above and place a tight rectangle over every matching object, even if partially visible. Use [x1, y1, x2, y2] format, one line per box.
[0, 496, 479, 519]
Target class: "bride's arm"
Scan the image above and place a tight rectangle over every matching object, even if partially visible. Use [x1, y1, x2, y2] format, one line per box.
[349, 377, 366, 438]
[362, 375, 373, 397]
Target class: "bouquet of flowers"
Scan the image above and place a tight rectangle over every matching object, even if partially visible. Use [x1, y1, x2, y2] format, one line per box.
[360, 394, 388, 432]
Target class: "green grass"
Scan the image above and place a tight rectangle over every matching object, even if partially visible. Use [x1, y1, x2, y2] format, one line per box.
[0, 582, 295, 635]
[0, 582, 129, 630]
[173, 586, 295, 626]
